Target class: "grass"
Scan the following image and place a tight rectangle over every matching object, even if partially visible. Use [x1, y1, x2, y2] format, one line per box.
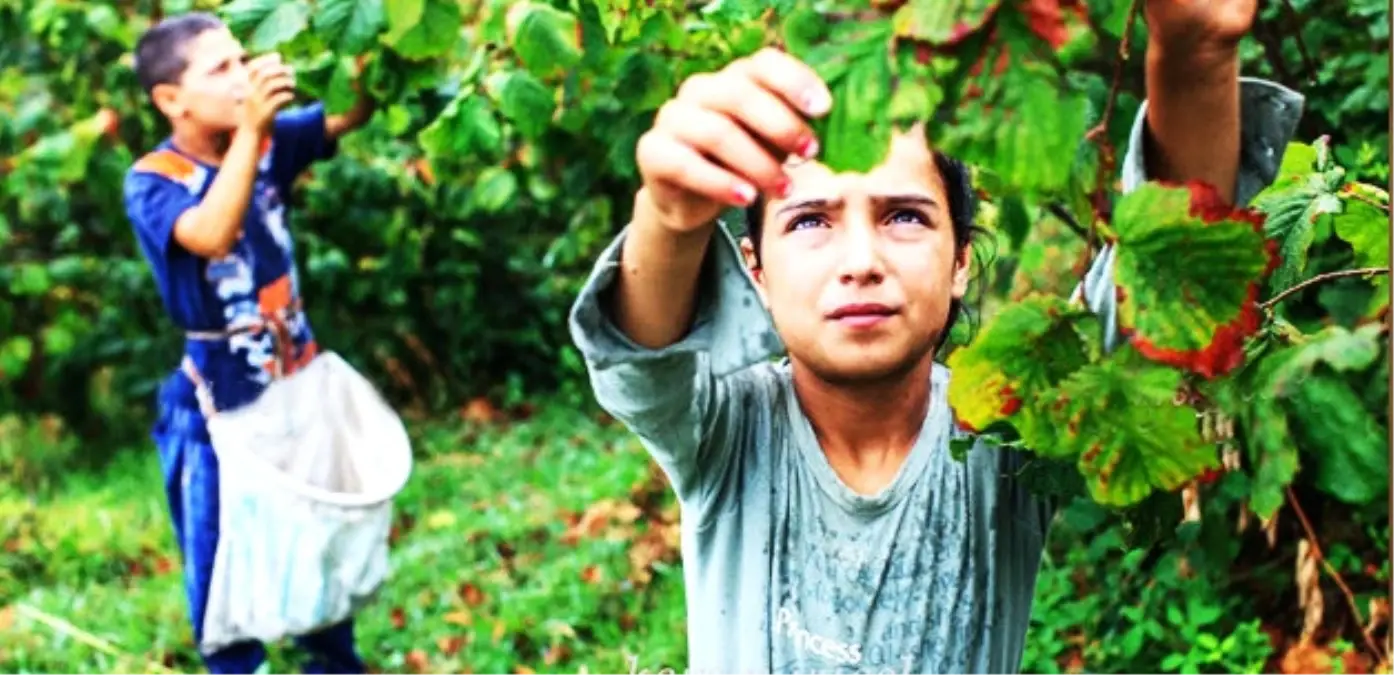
[0, 405, 689, 674]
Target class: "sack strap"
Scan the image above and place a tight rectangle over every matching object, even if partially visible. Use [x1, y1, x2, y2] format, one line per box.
[181, 302, 304, 417]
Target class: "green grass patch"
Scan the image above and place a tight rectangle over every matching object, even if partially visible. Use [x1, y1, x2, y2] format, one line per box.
[1, 405, 689, 674]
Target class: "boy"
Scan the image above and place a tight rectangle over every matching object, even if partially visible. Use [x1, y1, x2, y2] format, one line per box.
[123, 13, 375, 674]
[569, 1, 1304, 673]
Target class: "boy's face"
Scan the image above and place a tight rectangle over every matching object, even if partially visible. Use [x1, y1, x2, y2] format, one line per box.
[153, 27, 255, 132]
[749, 125, 971, 385]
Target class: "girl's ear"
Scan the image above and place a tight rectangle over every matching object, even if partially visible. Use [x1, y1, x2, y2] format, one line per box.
[738, 236, 769, 304]
[950, 243, 971, 299]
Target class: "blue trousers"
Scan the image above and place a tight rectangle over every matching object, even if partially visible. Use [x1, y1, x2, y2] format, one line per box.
[154, 395, 367, 674]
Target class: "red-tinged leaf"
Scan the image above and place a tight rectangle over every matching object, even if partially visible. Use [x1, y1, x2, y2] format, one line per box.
[945, 294, 1094, 444]
[458, 582, 486, 606]
[437, 635, 466, 657]
[1048, 348, 1219, 507]
[1019, 0, 1067, 48]
[1112, 181, 1275, 378]
[391, 607, 406, 629]
[893, 0, 1002, 46]
[404, 649, 430, 674]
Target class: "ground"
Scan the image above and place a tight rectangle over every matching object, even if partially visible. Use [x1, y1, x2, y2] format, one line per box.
[0, 405, 690, 674]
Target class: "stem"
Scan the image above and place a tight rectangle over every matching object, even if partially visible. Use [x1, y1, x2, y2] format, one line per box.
[1046, 202, 1089, 240]
[1285, 487, 1387, 662]
[1260, 268, 1390, 309]
[1075, 0, 1141, 280]
[1278, 0, 1319, 82]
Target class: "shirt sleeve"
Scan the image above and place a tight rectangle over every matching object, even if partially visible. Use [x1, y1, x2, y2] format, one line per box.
[268, 102, 339, 189]
[567, 223, 785, 508]
[123, 166, 201, 261]
[1076, 77, 1307, 354]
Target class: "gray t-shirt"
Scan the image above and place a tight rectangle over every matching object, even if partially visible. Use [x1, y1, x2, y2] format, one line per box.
[568, 79, 1303, 675]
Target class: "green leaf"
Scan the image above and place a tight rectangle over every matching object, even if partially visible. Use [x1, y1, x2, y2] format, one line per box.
[996, 195, 1031, 250]
[1112, 182, 1274, 378]
[1333, 196, 1390, 268]
[987, 75, 1089, 196]
[472, 167, 518, 213]
[1237, 324, 1385, 517]
[945, 294, 1095, 443]
[324, 56, 360, 114]
[510, 3, 583, 78]
[42, 323, 75, 357]
[1290, 372, 1389, 504]
[1276, 141, 1319, 180]
[614, 51, 676, 113]
[892, 0, 1001, 46]
[1048, 349, 1218, 507]
[9, 263, 51, 296]
[383, 0, 460, 60]
[1255, 180, 1343, 293]
[236, 0, 311, 52]
[419, 90, 503, 160]
[489, 70, 554, 139]
[0, 336, 32, 381]
[314, 0, 385, 54]
[810, 21, 896, 174]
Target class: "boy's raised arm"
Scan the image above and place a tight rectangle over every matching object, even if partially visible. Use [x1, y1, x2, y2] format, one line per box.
[164, 54, 294, 259]
[324, 59, 376, 140]
[1078, 0, 1305, 352]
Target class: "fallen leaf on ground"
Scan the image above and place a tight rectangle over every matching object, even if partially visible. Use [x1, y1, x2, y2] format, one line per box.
[437, 635, 465, 657]
[404, 649, 430, 674]
[443, 610, 472, 626]
[391, 607, 406, 630]
[459, 582, 486, 606]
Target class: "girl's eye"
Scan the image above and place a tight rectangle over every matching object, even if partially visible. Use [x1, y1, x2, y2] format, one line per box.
[787, 214, 827, 231]
[887, 209, 928, 227]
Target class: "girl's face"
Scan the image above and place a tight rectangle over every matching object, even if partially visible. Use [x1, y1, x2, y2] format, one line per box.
[750, 126, 971, 385]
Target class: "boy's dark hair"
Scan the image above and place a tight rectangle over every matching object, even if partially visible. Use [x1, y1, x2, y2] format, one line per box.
[134, 13, 227, 95]
[742, 151, 987, 351]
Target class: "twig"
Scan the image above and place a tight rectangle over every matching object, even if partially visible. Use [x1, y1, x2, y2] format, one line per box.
[1046, 202, 1089, 240]
[1077, 0, 1142, 276]
[1251, 10, 1294, 83]
[1277, 0, 1319, 83]
[13, 602, 178, 674]
[1260, 268, 1390, 309]
[1285, 487, 1387, 662]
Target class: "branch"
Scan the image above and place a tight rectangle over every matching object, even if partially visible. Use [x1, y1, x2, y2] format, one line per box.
[1046, 202, 1089, 240]
[1285, 487, 1388, 662]
[1077, 0, 1142, 279]
[1260, 268, 1390, 309]
[1277, 0, 1319, 83]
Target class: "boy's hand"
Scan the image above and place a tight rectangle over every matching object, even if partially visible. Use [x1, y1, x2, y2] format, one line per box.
[1145, 0, 1256, 63]
[634, 47, 831, 235]
[240, 53, 296, 136]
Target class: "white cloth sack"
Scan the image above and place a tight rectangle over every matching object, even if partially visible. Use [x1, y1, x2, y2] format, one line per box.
[194, 351, 412, 655]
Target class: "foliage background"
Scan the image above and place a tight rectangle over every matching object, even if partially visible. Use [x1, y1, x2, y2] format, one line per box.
[1, 0, 1390, 673]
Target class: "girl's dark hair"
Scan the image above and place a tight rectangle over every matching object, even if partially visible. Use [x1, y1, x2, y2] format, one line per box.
[742, 151, 989, 351]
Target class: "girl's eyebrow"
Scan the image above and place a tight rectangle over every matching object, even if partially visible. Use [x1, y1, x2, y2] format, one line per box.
[774, 197, 841, 217]
[773, 193, 939, 218]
